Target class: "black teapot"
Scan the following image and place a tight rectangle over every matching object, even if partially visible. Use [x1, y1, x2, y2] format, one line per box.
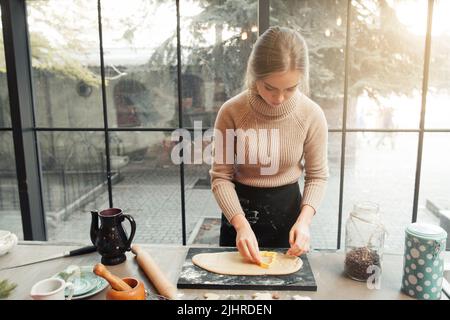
[90, 208, 136, 265]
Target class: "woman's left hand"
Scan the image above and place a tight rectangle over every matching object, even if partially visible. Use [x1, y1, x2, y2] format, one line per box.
[286, 221, 311, 256]
[286, 205, 315, 256]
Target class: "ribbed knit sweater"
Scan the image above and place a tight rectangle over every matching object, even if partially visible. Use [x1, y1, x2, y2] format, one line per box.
[209, 89, 329, 223]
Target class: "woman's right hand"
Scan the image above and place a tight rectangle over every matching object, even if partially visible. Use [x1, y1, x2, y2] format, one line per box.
[231, 214, 261, 265]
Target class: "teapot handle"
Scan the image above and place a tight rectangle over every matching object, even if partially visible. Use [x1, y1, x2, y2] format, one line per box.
[122, 214, 136, 251]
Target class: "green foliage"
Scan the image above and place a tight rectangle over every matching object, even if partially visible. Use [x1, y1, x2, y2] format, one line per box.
[1, 0, 448, 99]
[0, 279, 17, 299]
[272, 0, 427, 101]
[30, 33, 101, 87]
[0, 0, 102, 86]
[148, 0, 258, 97]
[0, 42, 5, 73]
[150, 0, 450, 101]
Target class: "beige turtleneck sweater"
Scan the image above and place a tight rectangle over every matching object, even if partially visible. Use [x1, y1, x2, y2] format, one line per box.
[209, 89, 329, 223]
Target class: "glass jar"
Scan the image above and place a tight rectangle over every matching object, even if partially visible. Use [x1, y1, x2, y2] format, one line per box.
[344, 202, 386, 281]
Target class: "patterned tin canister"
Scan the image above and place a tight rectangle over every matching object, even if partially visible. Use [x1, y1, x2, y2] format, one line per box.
[401, 223, 447, 300]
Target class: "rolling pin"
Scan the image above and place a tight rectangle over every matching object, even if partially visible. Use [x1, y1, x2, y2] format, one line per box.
[131, 245, 178, 300]
[93, 263, 132, 291]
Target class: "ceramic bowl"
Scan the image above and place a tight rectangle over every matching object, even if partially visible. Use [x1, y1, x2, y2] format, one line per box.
[0, 230, 18, 256]
[105, 277, 146, 300]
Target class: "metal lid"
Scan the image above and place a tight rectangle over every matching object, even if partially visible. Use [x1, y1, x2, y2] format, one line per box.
[406, 223, 447, 241]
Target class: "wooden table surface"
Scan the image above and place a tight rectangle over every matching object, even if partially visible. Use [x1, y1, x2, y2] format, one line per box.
[0, 242, 448, 300]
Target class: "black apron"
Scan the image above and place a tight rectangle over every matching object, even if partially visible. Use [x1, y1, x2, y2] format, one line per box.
[219, 181, 302, 248]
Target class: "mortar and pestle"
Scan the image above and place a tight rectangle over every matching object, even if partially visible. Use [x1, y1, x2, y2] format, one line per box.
[93, 263, 146, 300]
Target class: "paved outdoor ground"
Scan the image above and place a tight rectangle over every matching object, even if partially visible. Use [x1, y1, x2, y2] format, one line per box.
[1, 133, 448, 254]
[46, 163, 222, 246]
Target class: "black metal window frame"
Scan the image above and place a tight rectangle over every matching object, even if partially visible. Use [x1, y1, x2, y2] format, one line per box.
[1, 0, 449, 246]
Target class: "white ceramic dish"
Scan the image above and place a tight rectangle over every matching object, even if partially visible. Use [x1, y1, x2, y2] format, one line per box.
[0, 230, 18, 256]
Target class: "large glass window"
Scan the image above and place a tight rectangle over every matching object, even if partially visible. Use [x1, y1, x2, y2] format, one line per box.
[417, 0, 450, 245]
[0, 132, 23, 239]
[271, 0, 347, 249]
[271, 0, 347, 130]
[0, 7, 23, 239]
[27, 0, 107, 241]
[110, 132, 182, 244]
[38, 131, 106, 241]
[180, 0, 258, 244]
[0, 6, 10, 128]
[343, 0, 428, 252]
[418, 134, 450, 245]
[347, 0, 427, 130]
[102, 0, 177, 129]
[426, 0, 450, 129]
[343, 133, 418, 253]
[0, 5, 9, 128]
[25, 0, 184, 244]
[100, 0, 183, 244]
[27, 0, 103, 128]
[2, 1, 449, 250]
[308, 133, 341, 249]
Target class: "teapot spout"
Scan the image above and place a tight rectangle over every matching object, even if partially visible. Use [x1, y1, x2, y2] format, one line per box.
[90, 210, 99, 246]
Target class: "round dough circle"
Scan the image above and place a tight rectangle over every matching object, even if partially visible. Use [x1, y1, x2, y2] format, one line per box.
[192, 251, 303, 276]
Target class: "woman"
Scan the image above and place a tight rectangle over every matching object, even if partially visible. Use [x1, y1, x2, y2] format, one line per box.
[210, 26, 329, 265]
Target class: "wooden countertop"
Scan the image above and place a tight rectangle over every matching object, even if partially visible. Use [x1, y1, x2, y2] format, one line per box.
[0, 242, 448, 300]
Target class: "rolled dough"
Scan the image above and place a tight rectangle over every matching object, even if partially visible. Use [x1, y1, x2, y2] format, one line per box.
[192, 251, 303, 276]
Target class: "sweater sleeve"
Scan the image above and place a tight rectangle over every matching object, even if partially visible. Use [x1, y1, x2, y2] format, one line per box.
[300, 106, 329, 213]
[209, 103, 245, 222]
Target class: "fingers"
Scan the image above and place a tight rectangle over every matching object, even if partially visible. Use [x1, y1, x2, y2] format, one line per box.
[237, 239, 252, 262]
[287, 244, 308, 256]
[286, 230, 310, 257]
[236, 236, 261, 265]
[246, 239, 261, 265]
[287, 245, 307, 257]
[235, 223, 262, 265]
[254, 237, 260, 256]
[289, 229, 295, 246]
[237, 239, 261, 265]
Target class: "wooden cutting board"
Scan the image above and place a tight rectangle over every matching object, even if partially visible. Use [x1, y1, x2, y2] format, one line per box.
[177, 247, 317, 291]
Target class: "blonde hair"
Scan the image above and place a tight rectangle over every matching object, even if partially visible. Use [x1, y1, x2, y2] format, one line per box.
[245, 26, 310, 96]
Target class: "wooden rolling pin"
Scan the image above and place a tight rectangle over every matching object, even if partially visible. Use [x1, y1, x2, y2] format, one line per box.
[93, 263, 132, 291]
[131, 245, 178, 300]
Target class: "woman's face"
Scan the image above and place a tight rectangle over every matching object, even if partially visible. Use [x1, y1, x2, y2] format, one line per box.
[255, 70, 301, 107]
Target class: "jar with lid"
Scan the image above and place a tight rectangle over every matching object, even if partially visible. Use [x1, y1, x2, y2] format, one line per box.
[344, 202, 386, 281]
[401, 223, 447, 300]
